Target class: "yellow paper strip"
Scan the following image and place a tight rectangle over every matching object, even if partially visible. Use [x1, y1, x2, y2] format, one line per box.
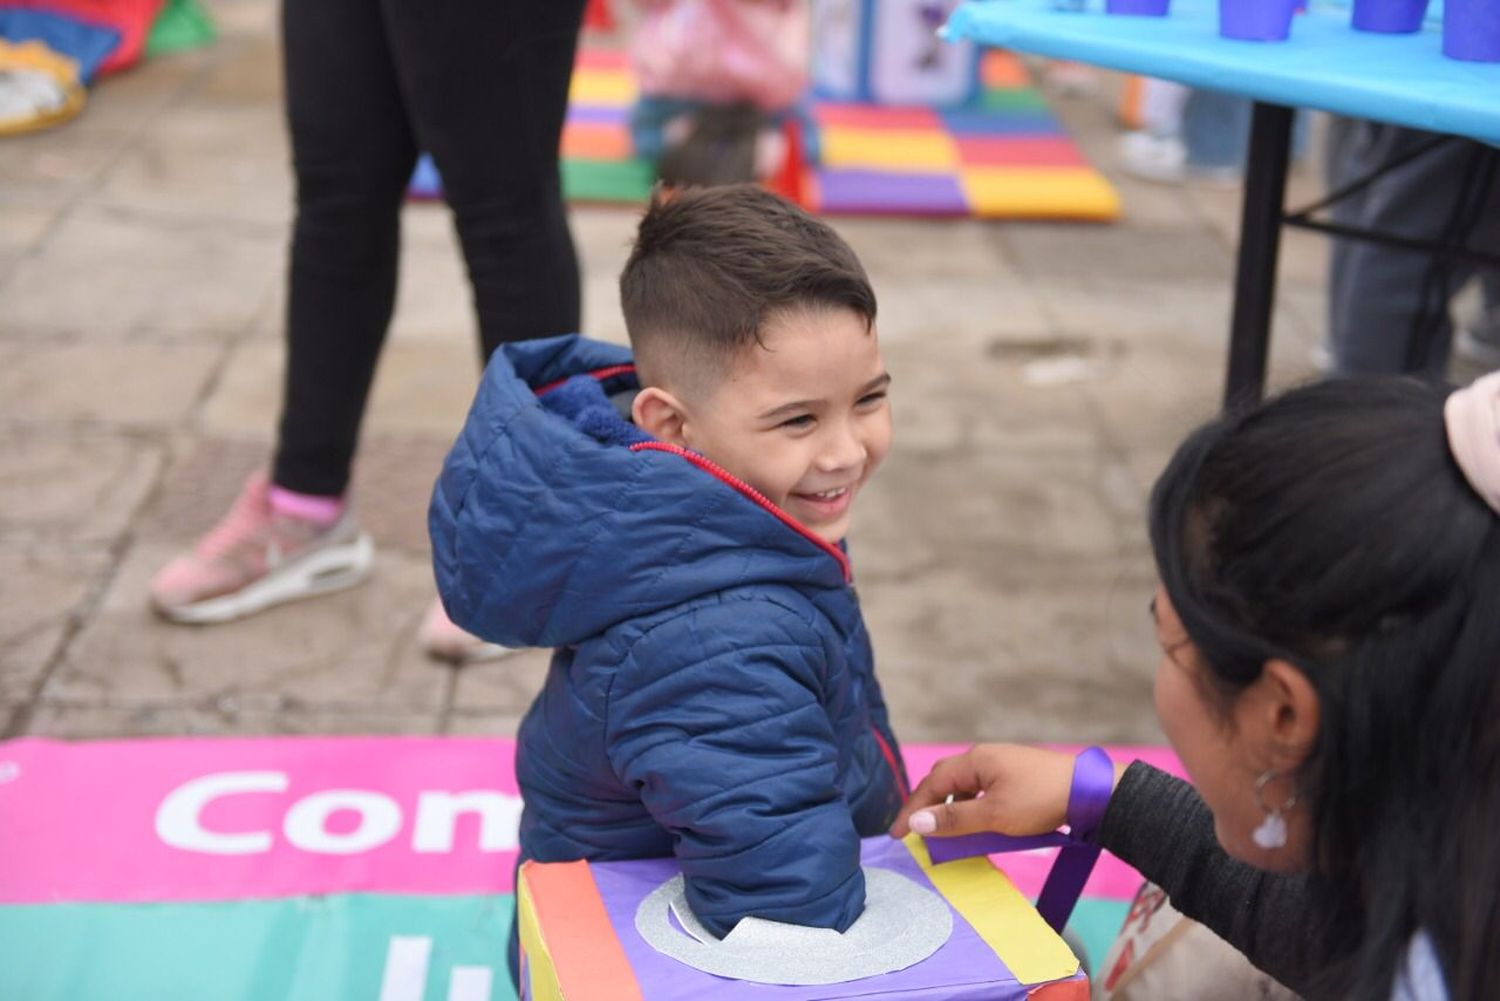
[517, 866, 566, 1001]
[904, 834, 1080, 986]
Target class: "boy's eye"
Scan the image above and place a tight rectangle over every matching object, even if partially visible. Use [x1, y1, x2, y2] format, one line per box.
[779, 414, 816, 430]
[857, 391, 888, 408]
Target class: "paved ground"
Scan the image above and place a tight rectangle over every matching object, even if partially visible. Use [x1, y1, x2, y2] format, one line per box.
[1, 0, 1367, 746]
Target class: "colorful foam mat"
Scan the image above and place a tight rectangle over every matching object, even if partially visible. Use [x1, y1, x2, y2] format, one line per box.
[0, 737, 1177, 1000]
[413, 47, 1120, 222]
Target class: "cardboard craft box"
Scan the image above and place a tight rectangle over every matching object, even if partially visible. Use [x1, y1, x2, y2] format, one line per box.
[518, 835, 1089, 1000]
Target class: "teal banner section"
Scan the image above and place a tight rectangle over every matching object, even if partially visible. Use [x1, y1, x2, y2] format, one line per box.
[0, 893, 516, 1001]
[0, 892, 1124, 999]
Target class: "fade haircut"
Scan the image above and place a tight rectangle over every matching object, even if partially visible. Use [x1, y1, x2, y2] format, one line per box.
[619, 184, 877, 395]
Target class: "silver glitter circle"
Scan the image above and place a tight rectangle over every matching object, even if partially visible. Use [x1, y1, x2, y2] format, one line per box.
[633, 866, 953, 986]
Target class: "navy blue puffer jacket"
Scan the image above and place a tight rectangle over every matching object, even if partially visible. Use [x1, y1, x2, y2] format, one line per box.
[430, 335, 908, 937]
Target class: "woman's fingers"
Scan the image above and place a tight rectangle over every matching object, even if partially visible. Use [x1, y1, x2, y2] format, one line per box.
[904, 795, 1009, 837]
[891, 743, 1077, 839]
[891, 750, 987, 836]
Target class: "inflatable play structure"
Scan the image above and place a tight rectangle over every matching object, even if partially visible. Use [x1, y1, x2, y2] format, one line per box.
[0, 0, 213, 135]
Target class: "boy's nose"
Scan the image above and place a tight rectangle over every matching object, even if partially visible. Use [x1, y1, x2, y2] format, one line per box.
[817, 428, 868, 473]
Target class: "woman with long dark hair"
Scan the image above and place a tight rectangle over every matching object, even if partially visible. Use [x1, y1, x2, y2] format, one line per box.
[893, 373, 1500, 1000]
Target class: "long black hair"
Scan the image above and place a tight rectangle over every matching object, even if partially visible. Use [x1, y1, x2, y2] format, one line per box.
[1149, 377, 1500, 1000]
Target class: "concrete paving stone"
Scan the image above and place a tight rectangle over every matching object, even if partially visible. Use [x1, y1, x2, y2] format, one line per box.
[202, 0, 279, 37]
[195, 339, 284, 439]
[0, 120, 137, 201]
[43, 543, 450, 710]
[1107, 174, 1212, 232]
[131, 436, 266, 544]
[199, 338, 482, 441]
[76, 47, 216, 135]
[876, 273, 1053, 347]
[1080, 341, 1226, 451]
[582, 270, 631, 345]
[863, 566, 1164, 745]
[1028, 277, 1235, 349]
[136, 431, 452, 557]
[0, 203, 62, 256]
[0, 541, 113, 700]
[0, 431, 165, 545]
[568, 205, 641, 265]
[442, 710, 528, 738]
[350, 434, 459, 556]
[195, 33, 282, 105]
[850, 447, 1145, 591]
[1001, 223, 1234, 286]
[386, 226, 483, 349]
[880, 338, 1101, 456]
[19, 700, 444, 739]
[94, 103, 292, 228]
[399, 202, 458, 247]
[1183, 179, 1330, 289]
[366, 342, 488, 437]
[448, 648, 553, 716]
[0, 340, 222, 427]
[0, 204, 281, 338]
[833, 217, 1021, 281]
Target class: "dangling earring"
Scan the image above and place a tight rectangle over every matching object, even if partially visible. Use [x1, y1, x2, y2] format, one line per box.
[1251, 770, 1297, 850]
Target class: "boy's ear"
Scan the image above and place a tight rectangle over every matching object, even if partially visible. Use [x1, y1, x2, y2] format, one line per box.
[632, 386, 691, 447]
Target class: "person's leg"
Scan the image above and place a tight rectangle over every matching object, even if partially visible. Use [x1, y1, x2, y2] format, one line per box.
[1326, 122, 1499, 376]
[381, 0, 586, 363]
[1181, 88, 1250, 172]
[272, 0, 419, 496]
[149, 0, 412, 622]
[1456, 269, 1500, 368]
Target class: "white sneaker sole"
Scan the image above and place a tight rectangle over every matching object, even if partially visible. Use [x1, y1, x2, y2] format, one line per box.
[159, 533, 376, 625]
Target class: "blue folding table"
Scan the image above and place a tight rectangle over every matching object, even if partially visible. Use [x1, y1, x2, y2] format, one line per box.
[944, 0, 1500, 405]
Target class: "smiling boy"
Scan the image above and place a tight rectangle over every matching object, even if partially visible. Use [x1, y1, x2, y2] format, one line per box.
[430, 185, 908, 940]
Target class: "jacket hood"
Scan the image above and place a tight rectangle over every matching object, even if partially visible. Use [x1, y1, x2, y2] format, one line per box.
[430, 335, 851, 649]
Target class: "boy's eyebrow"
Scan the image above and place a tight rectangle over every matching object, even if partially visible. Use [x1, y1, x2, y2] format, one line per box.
[755, 373, 892, 421]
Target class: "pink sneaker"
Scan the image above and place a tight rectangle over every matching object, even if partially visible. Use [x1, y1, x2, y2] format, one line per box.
[419, 598, 517, 664]
[149, 473, 374, 624]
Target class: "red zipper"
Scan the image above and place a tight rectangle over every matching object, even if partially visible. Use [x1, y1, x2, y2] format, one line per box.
[534, 364, 637, 398]
[870, 725, 908, 801]
[628, 441, 853, 583]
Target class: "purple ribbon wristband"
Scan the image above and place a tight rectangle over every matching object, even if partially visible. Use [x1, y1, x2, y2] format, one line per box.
[923, 746, 1116, 933]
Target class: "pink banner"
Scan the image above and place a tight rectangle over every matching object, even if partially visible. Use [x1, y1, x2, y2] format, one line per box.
[0, 737, 1179, 906]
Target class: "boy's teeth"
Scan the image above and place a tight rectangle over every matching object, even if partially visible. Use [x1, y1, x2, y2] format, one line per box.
[811, 488, 847, 499]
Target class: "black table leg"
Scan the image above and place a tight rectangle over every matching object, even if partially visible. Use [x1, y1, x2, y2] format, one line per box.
[1224, 102, 1294, 411]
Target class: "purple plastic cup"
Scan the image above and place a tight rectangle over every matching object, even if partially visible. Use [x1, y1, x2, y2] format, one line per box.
[1351, 0, 1429, 32]
[1219, 0, 1297, 40]
[1444, 0, 1500, 61]
[1107, 0, 1170, 15]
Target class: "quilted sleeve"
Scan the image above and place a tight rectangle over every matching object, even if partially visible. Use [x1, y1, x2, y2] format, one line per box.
[605, 598, 865, 938]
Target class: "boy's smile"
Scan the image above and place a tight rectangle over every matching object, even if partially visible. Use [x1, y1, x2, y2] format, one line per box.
[672, 306, 891, 544]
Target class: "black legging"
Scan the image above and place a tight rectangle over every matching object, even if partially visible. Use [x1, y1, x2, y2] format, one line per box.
[273, 0, 585, 497]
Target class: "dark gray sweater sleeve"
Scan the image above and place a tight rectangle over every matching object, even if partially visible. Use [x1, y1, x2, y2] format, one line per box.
[1095, 761, 1318, 994]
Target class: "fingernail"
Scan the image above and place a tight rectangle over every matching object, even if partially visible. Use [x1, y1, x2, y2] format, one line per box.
[909, 810, 936, 835]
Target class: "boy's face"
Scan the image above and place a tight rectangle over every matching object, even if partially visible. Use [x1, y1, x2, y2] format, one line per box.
[679, 307, 891, 544]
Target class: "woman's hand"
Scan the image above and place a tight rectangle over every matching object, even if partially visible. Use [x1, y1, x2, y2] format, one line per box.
[891, 743, 1086, 839]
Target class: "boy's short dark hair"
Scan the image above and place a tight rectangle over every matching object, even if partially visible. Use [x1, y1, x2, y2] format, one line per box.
[619, 184, 877, 393]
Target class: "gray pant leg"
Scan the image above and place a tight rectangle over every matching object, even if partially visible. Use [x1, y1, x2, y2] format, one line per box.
[1325, 120, 1500, 377]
